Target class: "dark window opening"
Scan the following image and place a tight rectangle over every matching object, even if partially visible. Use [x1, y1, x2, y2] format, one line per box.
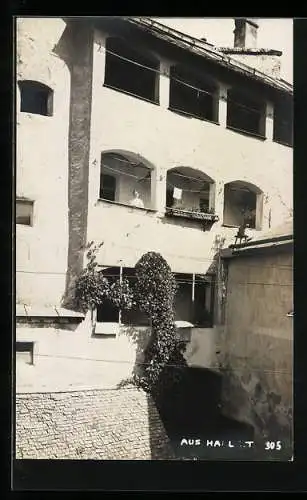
[97, 267, 119, 323]
[104, 37, 159, 103]
[273, 98, 293, 147]
[18, 80, 53, 116]
[223, 183, 259, 229]
[199, 198, 210, 212]
[16, 199, 34, 226]
[97, 300, 119, 323]
[96, 266, 149, 326]
[100, 174, 116, 201]
[121, 268, 150, 326]
[169, 66, 218, 122]
[174, 273, 214, 327]
[227, 88, 265, 137]
[194, 276, 215, 327]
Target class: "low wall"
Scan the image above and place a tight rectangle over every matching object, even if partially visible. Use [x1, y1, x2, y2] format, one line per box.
[16, 318, 220, 392]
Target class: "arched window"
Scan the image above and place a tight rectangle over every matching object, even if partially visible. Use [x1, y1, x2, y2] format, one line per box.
[104, 37, 159, 103]
[223, 180, 263, 230]
[18, 80, 53, 116]
[165, 167, 218, 229]
[169, 65, 219, 123]
[100, 150, 155, 209]
[166, 167, 215, 211]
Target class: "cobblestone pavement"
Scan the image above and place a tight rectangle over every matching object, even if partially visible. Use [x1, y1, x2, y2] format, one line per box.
[15, 388, 176, 460]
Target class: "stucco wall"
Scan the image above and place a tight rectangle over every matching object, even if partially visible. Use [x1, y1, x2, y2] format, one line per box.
[16, 18, 70, 306]
[16, 318, 218, 392]
[87, 30, 293, 275]
[218, 249, 293, 443]
[16, 20, 293, 307]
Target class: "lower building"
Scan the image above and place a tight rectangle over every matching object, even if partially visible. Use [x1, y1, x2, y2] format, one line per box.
[217, 218, 293, 445]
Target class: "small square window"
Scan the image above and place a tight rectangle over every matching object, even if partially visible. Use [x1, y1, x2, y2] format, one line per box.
[16, 199, 34, 226]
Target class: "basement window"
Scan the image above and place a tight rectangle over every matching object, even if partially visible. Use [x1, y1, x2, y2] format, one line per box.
[223, 181, 263, 230]
[273, 97, 293, 147]
[169, 65, 219, 122]
[16, 199, 34, 226]
[100, 174, 116, 201]
[18, 80, 53, 116]
[104, 37, 159, 103]
[227, 88, 266, 138]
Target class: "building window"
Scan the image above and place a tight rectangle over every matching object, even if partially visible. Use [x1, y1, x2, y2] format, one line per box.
[121, 268, 150, 326]
[223, 181, 263, 229]
[96, 267, 120, 323]
[169, 65, 218, 122]
[96, 266, 149, 326]
[100, 151, 154, 209]
[16, 199, 34, 226]
[104, 37, 159, 103]
[18, 80, 53, 116]
[227, 88, 265, 138]
[273, 96, 293, 147]
[174, 273, 215, 327]
[100, 174, 116, 201]
[165, 167, 217, 229]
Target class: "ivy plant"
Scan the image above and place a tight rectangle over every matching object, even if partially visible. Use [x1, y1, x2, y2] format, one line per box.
[75, 241, 133, 314]
[133, 251, 186, 397]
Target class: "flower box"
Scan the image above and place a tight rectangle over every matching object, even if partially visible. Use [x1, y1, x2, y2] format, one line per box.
[165, 207, 219, 230]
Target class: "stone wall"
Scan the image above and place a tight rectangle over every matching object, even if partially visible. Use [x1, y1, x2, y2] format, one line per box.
[15, 388, 175, 459]
[218, 249, 293, 444]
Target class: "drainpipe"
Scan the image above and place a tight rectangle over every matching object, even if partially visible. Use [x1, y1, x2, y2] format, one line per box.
[192, 273, 195, 322]
[118, 264, 123, 338]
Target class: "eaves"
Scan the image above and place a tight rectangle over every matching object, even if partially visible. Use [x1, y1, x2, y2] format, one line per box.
[124, 17, 293, 96]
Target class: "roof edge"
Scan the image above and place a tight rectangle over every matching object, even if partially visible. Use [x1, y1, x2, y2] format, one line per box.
[124, 17, 293, 95]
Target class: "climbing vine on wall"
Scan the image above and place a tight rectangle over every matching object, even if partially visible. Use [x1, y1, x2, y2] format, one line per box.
[74, 241, 133, 313]
[132, 251, 186, 397]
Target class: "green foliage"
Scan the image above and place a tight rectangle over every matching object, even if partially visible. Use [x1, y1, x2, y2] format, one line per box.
[109, 278, 134, 310]
[75, 242, 108, 312]
[75, 241, 133, 313]
[132, 251, 186, 397]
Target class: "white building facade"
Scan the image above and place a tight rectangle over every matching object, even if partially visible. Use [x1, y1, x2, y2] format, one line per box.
[16, 17, 293, 334]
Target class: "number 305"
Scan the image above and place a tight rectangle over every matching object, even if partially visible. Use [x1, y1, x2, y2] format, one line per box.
[265, 441, 282, 450]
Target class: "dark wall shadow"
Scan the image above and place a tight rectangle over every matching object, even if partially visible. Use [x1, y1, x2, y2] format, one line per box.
[116, 325, 257, 460]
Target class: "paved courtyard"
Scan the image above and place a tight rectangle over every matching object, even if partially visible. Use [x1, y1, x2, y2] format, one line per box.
[15, 388, 176, 460]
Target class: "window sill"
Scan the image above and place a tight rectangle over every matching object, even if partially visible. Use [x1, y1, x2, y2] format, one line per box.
[168, 106, 220, 126]
[16, 222, 33, 227]
[97, 198, 157, 213]
[226, 125, 266, 141]
[273, 138, 293, 148]
[222, 223, 258, 230]
[103, 83, 159, 106]
[20, 111, 52, 118]
[222, 224, 240, 229]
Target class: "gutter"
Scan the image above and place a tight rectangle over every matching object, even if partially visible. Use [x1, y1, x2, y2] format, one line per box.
[222, 237, 293, 258]
[124, 17, 293, 95]
[230, 233, 293, 249]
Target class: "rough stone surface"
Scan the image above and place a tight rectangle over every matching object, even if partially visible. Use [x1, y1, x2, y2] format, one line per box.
[15, 388, 176, 460]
